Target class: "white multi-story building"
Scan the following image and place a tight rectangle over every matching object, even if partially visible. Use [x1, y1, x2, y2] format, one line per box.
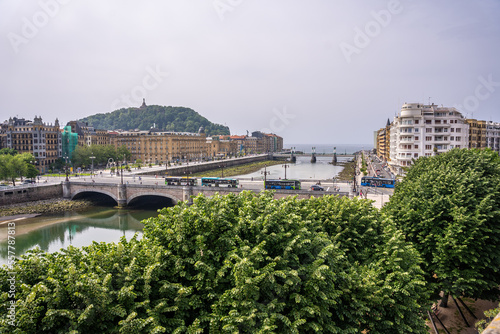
[389, 103, 469, 168]
[486, 121, 500, 154]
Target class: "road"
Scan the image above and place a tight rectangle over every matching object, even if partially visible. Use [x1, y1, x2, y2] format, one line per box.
[10, 169, 352, 195]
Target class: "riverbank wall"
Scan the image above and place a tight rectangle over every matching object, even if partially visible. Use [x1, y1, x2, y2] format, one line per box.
[138, 154, 274, 176]
[0, 184, 62, 206]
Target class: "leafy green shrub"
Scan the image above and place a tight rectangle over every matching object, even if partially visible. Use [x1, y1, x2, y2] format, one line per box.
[1, 192, 430, 333]
[143, 192, 429, 333]
[384, 148, 500, 301]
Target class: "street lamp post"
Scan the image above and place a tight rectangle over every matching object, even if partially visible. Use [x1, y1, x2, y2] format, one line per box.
[282, 163, 289, 180]
[90, 153, 95, 178]
[261, 164, 270, 189]
[165, 153, 168, 175]
[64, 154, 69, 181]
[120, 161, 123, 185]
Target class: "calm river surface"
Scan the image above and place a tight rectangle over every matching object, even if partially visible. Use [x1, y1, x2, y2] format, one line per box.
[1, 154, 354, 264]
[237, 155, 351, 180]
[0, 207, 157, 265]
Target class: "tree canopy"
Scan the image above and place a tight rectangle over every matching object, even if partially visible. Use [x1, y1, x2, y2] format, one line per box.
[70, 145, 131, 168]
[0, 152, 37, 185]
[79, 105, 230, 136]
[383, 148, 500, 301]
[0, 148, 18, 156]
[0, 192, 429, 333]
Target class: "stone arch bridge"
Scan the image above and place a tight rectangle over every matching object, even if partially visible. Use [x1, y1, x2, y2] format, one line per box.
[62, 181, 346, 207]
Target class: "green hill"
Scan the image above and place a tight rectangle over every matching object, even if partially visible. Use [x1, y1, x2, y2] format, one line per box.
[78, 105, 230, 136]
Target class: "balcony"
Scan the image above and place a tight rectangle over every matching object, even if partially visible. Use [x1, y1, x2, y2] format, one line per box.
[433, 138, 450, 144]
[398, 139, 414, 144]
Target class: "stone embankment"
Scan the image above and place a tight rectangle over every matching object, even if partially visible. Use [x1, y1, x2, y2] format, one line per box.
[0, 198, 94, 219]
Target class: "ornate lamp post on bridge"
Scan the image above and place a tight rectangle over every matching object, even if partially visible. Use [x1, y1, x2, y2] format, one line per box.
[90, 153, 95, 178]
[63, 153, 69, 182]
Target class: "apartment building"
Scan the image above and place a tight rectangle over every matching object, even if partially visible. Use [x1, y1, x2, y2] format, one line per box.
[251, 131, 284, 153]
[0, 116, 62, 173]
[206, 137, 238, 158]
[110, 129, 209, 164]
[389, 103, 469, 168]
[486, 121, 500, 154]
[466, 119, 487, 149]
[67, 121, 110, 147]
[376, 119, 391, 162]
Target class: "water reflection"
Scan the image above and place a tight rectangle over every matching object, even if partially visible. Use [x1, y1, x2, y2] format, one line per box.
[0, 207, 157, 265]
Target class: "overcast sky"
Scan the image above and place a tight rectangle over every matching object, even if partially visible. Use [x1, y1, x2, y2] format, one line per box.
[1, 0, 499, 146]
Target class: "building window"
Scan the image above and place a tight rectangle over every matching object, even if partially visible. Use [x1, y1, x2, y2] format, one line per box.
[415, 136, 419, 140]
[415, 120, 419, 124]
[425, 145, 432, 150]
[414, 144, 418, 149]
[425, 136, 432, 141]
[426, 128, 432, 133]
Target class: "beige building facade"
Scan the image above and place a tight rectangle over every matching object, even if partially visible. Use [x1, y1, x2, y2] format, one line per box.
[466, 119, 487, 149]
[1, 116, 62, 173]
[110, 130, 210, 164]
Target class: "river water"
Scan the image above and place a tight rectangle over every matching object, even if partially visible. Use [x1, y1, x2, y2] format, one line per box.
[238, 155, 350, 181]
[0, 207, 156, 265]
[0, 155, 353, 265]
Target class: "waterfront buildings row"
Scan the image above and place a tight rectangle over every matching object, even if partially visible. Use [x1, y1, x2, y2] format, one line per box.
[375, 103, 500, 170]
[1, 118, 283, 173]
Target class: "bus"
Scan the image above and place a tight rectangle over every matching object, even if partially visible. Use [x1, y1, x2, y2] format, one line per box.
[264, 179, 301, 190]
[164, 177, 197, 186]
[201, 177, 239, 188]
[360, 177, 395, 188]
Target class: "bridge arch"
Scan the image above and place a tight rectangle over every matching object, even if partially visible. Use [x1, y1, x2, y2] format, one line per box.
[127, 192, 180, 206]
[71, 189, 119, 205]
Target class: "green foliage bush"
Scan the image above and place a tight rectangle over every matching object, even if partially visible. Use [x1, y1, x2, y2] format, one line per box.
[1, 192, 430, 333]
[383, 148, 500, 301]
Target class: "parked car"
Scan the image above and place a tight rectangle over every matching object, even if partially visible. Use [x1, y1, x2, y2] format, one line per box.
[310, 185, 324, 191]
[22, 180, 36, 184]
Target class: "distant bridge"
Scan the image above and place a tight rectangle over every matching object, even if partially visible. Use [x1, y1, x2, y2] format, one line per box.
[62, 181, 349, 207]
[273, 153, 355, 159]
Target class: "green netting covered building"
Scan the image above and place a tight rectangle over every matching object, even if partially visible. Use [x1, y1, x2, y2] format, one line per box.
[61, 126, 78, 161]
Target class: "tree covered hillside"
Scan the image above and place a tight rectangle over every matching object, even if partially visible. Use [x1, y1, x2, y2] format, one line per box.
[78, 105, 230, 136]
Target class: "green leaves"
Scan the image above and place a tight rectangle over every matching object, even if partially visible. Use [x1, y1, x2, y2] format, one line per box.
[143, 192, 429, 333]
[384, 148, 500, 301]
[0, 192, 430, 333]
[0, 152, 36, 185]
